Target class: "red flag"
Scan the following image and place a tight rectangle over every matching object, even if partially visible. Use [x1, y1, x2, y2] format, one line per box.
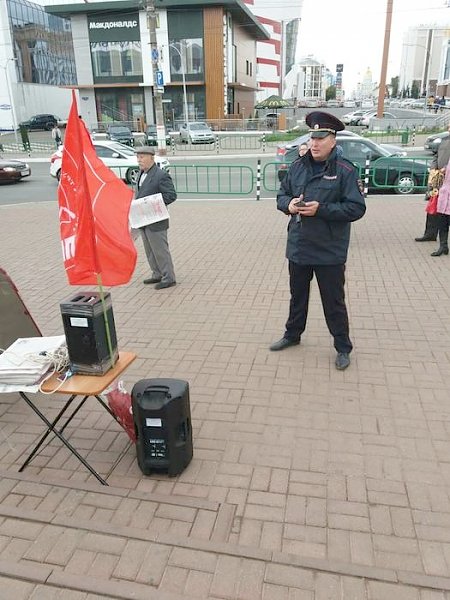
[58, 91, 137, 285]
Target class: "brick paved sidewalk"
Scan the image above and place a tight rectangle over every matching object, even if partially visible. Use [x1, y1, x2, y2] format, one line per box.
[0, 194, 450, 598]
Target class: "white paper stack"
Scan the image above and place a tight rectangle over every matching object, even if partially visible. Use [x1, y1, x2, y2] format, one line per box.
[0, 336, 66, 385]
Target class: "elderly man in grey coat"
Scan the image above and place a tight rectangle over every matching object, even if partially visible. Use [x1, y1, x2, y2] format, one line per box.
[135, 146, 177, 289]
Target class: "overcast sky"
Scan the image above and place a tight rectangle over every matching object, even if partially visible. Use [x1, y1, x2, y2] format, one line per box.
[297, 0, 450, 95]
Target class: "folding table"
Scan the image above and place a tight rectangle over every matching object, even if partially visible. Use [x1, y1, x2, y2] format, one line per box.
[18, 351, 137, 485]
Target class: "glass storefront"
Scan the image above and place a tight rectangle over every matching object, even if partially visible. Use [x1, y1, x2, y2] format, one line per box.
[91, 41, 143, 80]
[95, 88, 145, 125]
[7, 0, 76, 85]
[162, 86, 206, 128]
[167, 10, 204, 83]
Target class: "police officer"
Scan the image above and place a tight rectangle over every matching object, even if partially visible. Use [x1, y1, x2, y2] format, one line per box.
[270, 111, 366, 370]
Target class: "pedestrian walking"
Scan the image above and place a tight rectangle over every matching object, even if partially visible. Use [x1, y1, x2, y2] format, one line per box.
[51, 125, 62, 148]
[270, 111, 366, 370]
[430, 167, 450, 257]
[414, 122, 450, 243]
[134, 147, 177, 289]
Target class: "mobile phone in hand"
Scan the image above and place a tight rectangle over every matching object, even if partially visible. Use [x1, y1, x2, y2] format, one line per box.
[294, 199, 306, 207]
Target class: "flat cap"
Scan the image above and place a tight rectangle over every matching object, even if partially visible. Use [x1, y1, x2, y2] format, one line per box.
[135, 146, 155, 155]
[306, 111, 345, 138]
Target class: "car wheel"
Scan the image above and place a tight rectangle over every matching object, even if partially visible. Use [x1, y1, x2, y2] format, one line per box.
[45, 123, 53, 131]
[56, 169, 61, 181]
[395, 173, 416, 195]
[126, 167, 140, 185]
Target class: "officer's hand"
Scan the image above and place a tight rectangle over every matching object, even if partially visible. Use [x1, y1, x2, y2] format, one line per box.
[288, 195, 303, 214]
[297, 201, 319, 216]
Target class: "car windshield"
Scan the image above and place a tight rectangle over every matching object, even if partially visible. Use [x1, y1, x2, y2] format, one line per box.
[109, 126, 131, 134]
[190, 124, 209, 131]
[147, 126, 156, 133]
[339, 138, 391, 159]
[106, 142, 135, 156]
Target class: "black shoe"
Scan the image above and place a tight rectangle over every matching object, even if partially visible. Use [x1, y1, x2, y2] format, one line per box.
[154, 281, 176, 289]
[431, 246, 449, 256]
[415, 236, 437, 242]
[335, 352, 350, 370]
[269, 337, 300, 351]
[143, 277, 161, 284]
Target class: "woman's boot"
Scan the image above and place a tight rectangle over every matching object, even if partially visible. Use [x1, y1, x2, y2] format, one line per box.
[431, 230, 449, 256]
[415, 213, 438, 241]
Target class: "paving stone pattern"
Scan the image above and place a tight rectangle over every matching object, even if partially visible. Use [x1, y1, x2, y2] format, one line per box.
[0, 194, 450, 598]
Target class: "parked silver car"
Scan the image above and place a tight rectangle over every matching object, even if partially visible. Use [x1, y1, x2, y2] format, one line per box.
[179, 122, 215, 144]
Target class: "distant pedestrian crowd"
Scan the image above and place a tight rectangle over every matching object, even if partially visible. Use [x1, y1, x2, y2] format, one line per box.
[427, 95, 446, 114]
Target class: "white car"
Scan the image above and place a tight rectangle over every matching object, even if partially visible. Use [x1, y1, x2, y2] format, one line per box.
[50, 140, 170, 184]
[179, 122, 215, 144]
[341, 110, 370, 125]
[359, 111, 397, 127]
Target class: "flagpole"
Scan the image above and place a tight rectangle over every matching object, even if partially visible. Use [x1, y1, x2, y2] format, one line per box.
[96, 273, 117, 368]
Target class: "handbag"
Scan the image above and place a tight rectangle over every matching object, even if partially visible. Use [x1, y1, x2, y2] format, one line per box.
[425, 191, 438, 215]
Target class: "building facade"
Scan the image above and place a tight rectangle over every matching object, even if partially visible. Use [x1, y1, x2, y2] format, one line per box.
[44, 0, 268, 128]
[0, 0, 76, 130]
[243, 0, 302, 101]
[283, 56, 330, 104]
[399, 24, 450, 98]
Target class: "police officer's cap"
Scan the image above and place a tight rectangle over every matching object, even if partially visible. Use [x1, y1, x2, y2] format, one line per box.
[306, 111, 345, 138]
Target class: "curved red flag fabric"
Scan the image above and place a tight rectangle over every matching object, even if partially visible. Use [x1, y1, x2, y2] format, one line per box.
[58, 91, 137, 286]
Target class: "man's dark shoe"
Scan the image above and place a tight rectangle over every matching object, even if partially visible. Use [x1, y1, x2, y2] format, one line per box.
[154, 281, 176, 289]
[269, 337, 300, 351]
[143, 277, 161, 284]
[414, 236, 436, 242]
[335, 352, 350, 370]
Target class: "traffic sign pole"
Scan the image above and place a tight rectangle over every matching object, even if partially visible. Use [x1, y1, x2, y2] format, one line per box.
[146, 0, 167, 155]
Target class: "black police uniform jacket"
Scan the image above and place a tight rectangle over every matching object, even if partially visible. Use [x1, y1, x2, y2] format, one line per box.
[135, 164, 177, 232]
[277, 147, 366, 265]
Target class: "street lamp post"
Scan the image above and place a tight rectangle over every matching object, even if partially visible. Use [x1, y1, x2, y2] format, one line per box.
[166, 42, 189, 128]
[1, 57, 19, 147]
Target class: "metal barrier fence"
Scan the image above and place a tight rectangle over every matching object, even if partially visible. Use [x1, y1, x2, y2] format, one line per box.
[0, 141, 54, 154]
[170, 164, 254, 194]
[355, 156, 432, 193]
[261, 157, 433, 194]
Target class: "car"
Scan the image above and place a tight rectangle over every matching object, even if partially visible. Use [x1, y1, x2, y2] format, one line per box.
[0, 156, 31, 183]
[106, 124, 134, 146]
[424, 130, 449, 154]
[19, 114, 58, 131]
[277, 129, 407, 162]
[361, 99, 374, 109]
[343, 100, 356, 108]
[341, 110, 371, 125]
[50, 140, 170, 184]
[275, 134, 428, 194]
[359, 111, 397, 127]
[145, 124, 172, 146]
[179, 122, 215, 144]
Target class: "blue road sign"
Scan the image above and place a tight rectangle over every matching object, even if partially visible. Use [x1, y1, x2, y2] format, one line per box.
[156, 70, 164, 86]
[151, 48, 159, 61]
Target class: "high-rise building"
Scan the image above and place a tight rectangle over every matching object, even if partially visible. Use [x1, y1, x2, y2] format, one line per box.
[0, 0, 76, 130]
[399, 25, 449, 98]
[243, 0, 303, 100]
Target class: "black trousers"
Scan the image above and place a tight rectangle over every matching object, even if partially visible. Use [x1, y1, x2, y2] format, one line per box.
[284, 262, 353, 354]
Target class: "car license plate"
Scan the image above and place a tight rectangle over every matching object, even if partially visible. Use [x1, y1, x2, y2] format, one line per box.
[21, 169, 30, 176]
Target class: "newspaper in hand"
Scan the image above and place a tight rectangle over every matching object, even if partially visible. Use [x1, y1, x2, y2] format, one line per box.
[129, 193, 169, 229]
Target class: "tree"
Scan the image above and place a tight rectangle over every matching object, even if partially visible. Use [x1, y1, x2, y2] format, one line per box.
[390, 76, 399, 98]
[326, 85, 336, 101]
[411, 81, 420, 99]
